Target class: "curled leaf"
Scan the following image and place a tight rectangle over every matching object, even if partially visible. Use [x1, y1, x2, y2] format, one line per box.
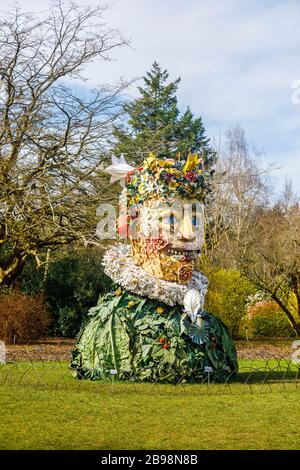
[183, 288, 201, 323]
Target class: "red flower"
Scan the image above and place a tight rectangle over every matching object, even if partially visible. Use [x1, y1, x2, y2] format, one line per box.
[212, 343, 217, 348]
[159, 338, 165, 344]
[126, 170, 135, 183]
[185, 171, 197, 182]
[145, 237, 168, 255]
[165, 172, 174, 182]
[212, 337, 216, 342]
[163, 343, 169, 350]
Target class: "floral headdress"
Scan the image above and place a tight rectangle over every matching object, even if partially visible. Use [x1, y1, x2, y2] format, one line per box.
[125, 153, 212, 206]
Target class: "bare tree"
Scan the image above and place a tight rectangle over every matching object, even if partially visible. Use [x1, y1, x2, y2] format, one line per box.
[241, 202, 300, 336]
[0, 1, 128, 287]
[204, 126, 300, 336]
[204, 126, 270, 266]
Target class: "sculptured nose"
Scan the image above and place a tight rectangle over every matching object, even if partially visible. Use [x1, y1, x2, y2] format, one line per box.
[178, 214, 196, 241]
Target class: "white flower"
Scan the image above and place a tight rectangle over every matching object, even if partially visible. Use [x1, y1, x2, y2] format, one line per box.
[105, 155, 135, 186]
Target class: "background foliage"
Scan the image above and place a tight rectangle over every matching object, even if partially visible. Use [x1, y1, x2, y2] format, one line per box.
[113, 61, 216, 166]
[0, 291, 51, 344]
[247, 301, 294, 338]
[20, 247, 113, 337]
[204, 268, 257, 337]
[0, 0, 299, 340]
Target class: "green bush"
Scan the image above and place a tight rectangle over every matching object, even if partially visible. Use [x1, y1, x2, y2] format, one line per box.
[55, 306, 82, 337]
[21, 247, 113, 337]
[251, 314, 294, 338]
[248, 301, 294, 338]
[204, 268, 257, 337]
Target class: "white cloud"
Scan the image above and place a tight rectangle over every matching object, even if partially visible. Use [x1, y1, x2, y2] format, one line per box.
[2, 0, 300, 192]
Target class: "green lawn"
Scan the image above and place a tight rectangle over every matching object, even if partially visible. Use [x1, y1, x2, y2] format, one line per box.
[0, 361, 299, 450]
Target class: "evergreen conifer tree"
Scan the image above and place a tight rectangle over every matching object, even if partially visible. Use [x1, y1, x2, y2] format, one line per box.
[113, 62, 216, 168]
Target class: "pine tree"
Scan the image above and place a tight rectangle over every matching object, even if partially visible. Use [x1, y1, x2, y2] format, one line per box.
[113, 62, 216, 167]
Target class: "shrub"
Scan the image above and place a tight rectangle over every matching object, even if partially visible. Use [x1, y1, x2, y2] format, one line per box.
[247, 301, 294, 338]
[20, 246, 113, 337]
[204, 268, 257, 337]
[0, 291, 51, 344]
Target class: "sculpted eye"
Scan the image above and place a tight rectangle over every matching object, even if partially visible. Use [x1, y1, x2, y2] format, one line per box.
[161, 211, 177, 225]
[169, 214, 176, 225]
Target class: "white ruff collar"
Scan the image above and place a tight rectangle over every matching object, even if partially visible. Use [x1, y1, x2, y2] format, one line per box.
[102, 244, 208, 307]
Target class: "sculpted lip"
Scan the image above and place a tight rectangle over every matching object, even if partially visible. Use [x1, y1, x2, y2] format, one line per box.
[164, 246, 201, 260]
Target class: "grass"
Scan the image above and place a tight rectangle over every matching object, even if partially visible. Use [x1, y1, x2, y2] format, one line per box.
[0, 360, 300, 450]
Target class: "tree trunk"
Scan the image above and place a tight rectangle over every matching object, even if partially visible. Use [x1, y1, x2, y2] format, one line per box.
[0, 254, 27, 288]
[271, 293, 300, 337]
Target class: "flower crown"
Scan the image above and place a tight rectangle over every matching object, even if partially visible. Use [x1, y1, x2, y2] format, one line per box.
[126, 153, 212, 205]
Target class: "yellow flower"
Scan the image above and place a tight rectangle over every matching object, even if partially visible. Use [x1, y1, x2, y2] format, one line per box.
[138, 183, 145, 194]
[156, 307, 165, 315]
[183, 153, 200, 173]
[158, 159, 174, 167]
[115, 288, 122, 296]
[132, 176, 138, 184]
[145, 153, 159, 171]
[169, 181, 179, 190]
[144, 154, 154, 168]
[128, 300, 135, 308]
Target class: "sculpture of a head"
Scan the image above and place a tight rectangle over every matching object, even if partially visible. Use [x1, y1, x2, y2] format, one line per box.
[117, 153, 210, 284]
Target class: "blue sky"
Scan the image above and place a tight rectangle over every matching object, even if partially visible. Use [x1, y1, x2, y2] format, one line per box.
[7, 0, 300, 194]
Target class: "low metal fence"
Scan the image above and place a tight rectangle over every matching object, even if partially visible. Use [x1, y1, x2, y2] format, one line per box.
[1, 342, 299, 395]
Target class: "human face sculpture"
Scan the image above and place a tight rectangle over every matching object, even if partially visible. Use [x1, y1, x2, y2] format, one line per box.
[129, 197, 205, 284]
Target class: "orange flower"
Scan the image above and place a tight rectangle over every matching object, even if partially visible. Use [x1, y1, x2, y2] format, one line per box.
[156, 307, 165, 315]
